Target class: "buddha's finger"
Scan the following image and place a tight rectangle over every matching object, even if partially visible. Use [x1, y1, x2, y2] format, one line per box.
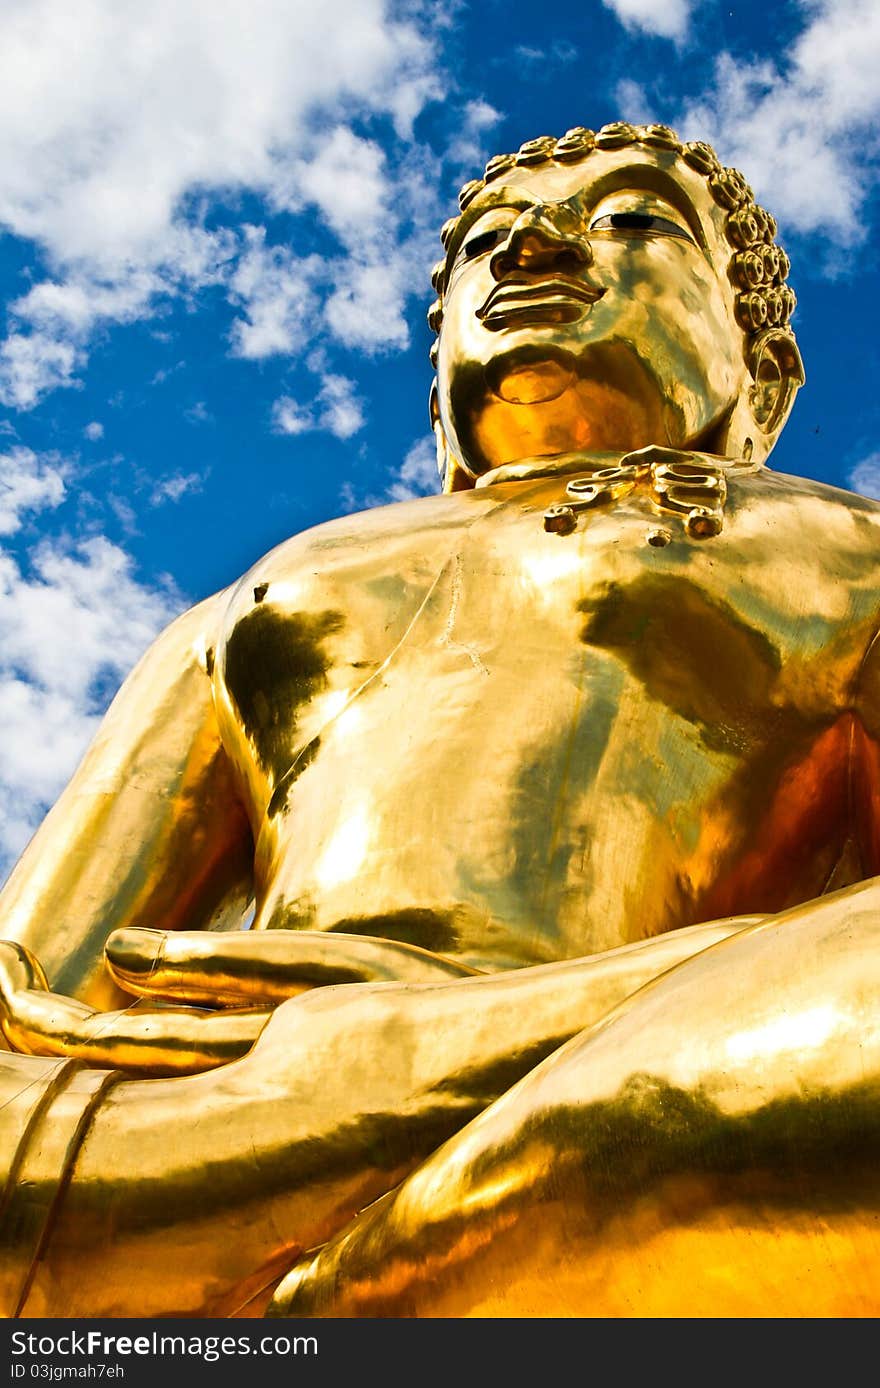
[0, 940, 269, 1075]
[105, 926, 480, 1005]
[0, 938, 50, 996]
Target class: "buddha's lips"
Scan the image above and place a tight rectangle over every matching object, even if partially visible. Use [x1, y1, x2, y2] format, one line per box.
[477, 276, 606, 323]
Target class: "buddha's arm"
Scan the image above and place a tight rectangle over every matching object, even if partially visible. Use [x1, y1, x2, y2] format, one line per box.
[1, 915, 756, 1317]
[0, 595, 254, 1010]
[269, 876, 880, 1319]
[2, 916, 757, 1073]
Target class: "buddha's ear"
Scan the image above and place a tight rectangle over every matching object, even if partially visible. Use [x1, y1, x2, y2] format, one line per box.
[720, 328, 805, 463]
[748, 327, 805, 442]
[430, 380, 473, 493]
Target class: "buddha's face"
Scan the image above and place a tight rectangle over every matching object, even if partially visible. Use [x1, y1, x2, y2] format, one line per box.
[436, 148, 748, 477]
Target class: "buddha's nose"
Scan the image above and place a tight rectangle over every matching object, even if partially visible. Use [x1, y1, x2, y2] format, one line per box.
[490, 204, 592, 279]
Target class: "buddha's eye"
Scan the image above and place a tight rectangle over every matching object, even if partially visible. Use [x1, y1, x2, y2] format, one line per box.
[462, 226, 509, 260]
[590, 211, 694, 242]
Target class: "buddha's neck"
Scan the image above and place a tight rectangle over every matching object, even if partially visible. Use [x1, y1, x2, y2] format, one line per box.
[474, 447, 764, 489]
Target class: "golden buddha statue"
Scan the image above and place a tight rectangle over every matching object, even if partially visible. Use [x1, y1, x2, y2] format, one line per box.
[2, 121, 880, 1319]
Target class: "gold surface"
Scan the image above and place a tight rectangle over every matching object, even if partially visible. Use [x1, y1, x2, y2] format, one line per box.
[2, 124, 879, 1317]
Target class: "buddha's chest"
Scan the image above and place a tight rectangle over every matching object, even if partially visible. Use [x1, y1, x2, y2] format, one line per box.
[218, 480, 880, 959]
[375, 479, 845, 714]
[218, 482, 870, 806]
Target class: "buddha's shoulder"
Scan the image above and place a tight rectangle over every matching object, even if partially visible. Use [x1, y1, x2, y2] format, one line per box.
[218, 490, 488, 626]
[737, 466, 880, 513]
[732, 467, 880, 547]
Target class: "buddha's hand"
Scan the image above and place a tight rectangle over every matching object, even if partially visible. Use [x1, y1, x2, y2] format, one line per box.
[0, 928, 478, 1077]
[0, 936, 271, 1076]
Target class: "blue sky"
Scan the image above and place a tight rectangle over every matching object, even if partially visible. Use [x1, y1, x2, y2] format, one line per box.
[0, 0, 878, 871]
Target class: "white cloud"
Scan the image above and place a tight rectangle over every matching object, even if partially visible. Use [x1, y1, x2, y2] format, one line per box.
[12, 270, 161, 335]
[0, 539, 182, 872]
[679, 0, 880, 242]
[262, 136, 439, 358]
[0, 332, 81, 409]
[0, 449, 183, 874]
[615, 78, 656, 125]
[0, 538, 179, 706]
[464, 99, 501, 133]
[83, 421, 103, 441]
[0, 678, 99, 861]
[325, 259, 412, 352]
[272, 374, 365, 441]
[271, 397, 311, 437]
[446, 98, 504, 173]
[602, 0, 691, 40]
[317, 376, 366, 440]
[0, 446, 66, 536]
[848, 452, 880, 500]
[150, 360, 185, 386]
[274, 127, 392, 247]
[512, 40, 578, 67]
[0, 0, 442, 403]
[150, 471, 204, 505]
[384, 435, 439, 502]
[106, 493, 138, 535]
[228, 229, 322, 360]
[0, 0, 435, 268]
[3, 227, 239, 408]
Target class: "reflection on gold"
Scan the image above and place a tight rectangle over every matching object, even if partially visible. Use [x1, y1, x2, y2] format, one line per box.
[1, 122, 880, 1319]
[313, 804, 371, 893]
[723, 1003, 841, 1067]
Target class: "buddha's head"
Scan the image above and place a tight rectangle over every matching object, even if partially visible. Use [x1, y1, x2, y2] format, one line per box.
[428, 123, 804, 487]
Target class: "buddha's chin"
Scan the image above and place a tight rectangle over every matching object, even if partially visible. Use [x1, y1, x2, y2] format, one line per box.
[463, 374, 671, 474]
[486, 355, 576, 405]
[444, 341, 677, 475]
[483, 358, 571, 402]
